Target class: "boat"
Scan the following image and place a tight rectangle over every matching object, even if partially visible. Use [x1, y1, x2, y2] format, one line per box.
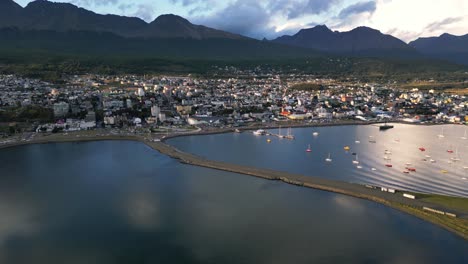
[253, 129, 266, 135]
[368, 136, 376, 143]
[447, 149, 454, 154]
[403, 170, 410, 174]
[371, 168, 377, 171]
[234, 129, 241, 133]
[425, 155, 431, 158]
[462, 177, 467, 180]
[440, 170, 448, 174]
[384, 150, 392, 155]
[344, 146, 350, 151]
[385, 164, 393, 167]
[461, 129, 467, 140]
[406, 167, 416, 172]
[306, 144, 312, 152]
[430, 159, 436, 163]
[267, 138, 271, 143]
[405, 162, 412, 166]
[352, 152, 357, 155]
[352, 154, 360, 164]
[356, 165, 363, 169]
[437, 127, 445, 138]
[285, 127, 295, 140]
[451, 147, 460, 161]
[384, 156, 391, 161]
[419, 147, 426, 151]
[312, 132, 319, 136]
[463, 166, 468, 170]
[379, 122, 394, 130]
[355, 139, 361, 144]
[325, 153, 332, 162]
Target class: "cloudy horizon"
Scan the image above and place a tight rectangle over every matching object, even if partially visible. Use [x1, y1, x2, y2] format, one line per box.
[14, 0, 468, 42]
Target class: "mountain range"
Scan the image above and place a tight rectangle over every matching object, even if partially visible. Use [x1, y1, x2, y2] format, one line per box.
[0, 0, 467, 65]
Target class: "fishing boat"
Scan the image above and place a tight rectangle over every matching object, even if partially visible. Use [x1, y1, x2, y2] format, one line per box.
[306, 144, 312, 152]
[352, 154, 360, 165]
[325, 153, 332, 162]
[437, 127, 445, 138]
[253, 129, 266, 135]
[379, 122, 394, 130]
[344, 146, 350, 151]
[312, 132, 319, 136]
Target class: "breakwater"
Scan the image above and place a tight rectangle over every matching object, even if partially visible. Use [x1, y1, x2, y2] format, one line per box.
[1, 130, 467, 239]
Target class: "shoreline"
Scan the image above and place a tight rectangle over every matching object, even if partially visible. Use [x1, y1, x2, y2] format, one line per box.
[1, 125, 467, 240]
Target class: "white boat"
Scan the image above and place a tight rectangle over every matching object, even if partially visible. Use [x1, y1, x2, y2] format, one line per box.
[371, 168, 377, 171]
[451, 147, 461, 162]
[234, 129, 241, 133]
[405, 162, 412, 166]
[353, 154, 360, 164]
[425, 155, 431, 158]
[253, 129, 266, 135]
[461, 129, 467, 140]
[356, 165, 363, 169]
[368, 136, 376, 143]
[437, 127, 445, 138]
[325, 153, 332, 162]
[313, 132, 319, 136]
[430, 159, 436, 163]
[355, 140, 361, 144]
[285, 127, 295, 139]
[463, 166, 468, 170]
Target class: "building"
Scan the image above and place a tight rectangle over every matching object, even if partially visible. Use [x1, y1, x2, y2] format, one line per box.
[53, 102, 69, 117]
[151, 105, 160, 117]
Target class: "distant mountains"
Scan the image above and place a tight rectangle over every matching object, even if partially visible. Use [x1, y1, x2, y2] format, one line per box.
[272, 25, 417, 58]
[0, 0, 467, 65]
[0, 0, 244, 40]
[409, 33, 468, 65]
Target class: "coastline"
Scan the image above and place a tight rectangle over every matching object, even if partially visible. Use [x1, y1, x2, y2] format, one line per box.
[1, 125, 467, 240]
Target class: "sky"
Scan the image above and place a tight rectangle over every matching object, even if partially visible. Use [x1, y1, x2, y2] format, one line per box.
[15, 0, 468, 42]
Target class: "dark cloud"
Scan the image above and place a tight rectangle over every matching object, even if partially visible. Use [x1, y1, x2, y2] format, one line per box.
[192, 0, 271, 38]
[425, 17, 463, 32]
[288, 0, 341, 19]
[338, 1, 376, 19]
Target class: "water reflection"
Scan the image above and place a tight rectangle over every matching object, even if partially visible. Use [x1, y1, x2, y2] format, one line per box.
[0, 141, 466, 263]
[169, 124, 468, 197]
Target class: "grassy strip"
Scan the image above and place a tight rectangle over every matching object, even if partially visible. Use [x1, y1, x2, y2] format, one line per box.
[393, 203, 468, 240]
[406, 192, 468, 212]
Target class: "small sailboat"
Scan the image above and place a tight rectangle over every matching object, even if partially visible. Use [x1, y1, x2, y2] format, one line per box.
[451, 147, 460, 161]
[356, 165, 363, 169]
[267, 138, 271, 143]
[352, 154, 360, 164]
[325, 153, 332, 162]
[368, 136, 376, 143]
[419, 147, 426, 151]
[312, 132, 319, 136]
[371, 168, 377, 171]
[385, 164, 393, 167]
[355, 139, 361, 144]
[403, 170, 410, 174]
[405, 163, 412, 166]
[430, 159, 436, 163]
[344, 146, 350, 151]
[285, 127, 295, 139]
[384, 155, 391, 161]
[461, 129, 467, 140]
[440, 170, 448, 174]
[306, 144, 312, 152]
[438, 127, 445, 138]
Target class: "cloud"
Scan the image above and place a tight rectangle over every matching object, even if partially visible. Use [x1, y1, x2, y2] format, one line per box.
[192, 0, 272, 38]
[132, 4, 156, 22]
[70, 0, 119, 6]
[288, 0, 341, 19]
[338, 1, 376, 19]
[425, 17, 464, 32]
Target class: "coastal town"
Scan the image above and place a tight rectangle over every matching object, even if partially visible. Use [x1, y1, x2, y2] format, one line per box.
[1, 71, 468, 139]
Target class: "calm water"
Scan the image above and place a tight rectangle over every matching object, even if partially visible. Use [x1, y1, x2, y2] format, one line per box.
[0, 141, 466, 263]
[169, 124, 468, 197]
